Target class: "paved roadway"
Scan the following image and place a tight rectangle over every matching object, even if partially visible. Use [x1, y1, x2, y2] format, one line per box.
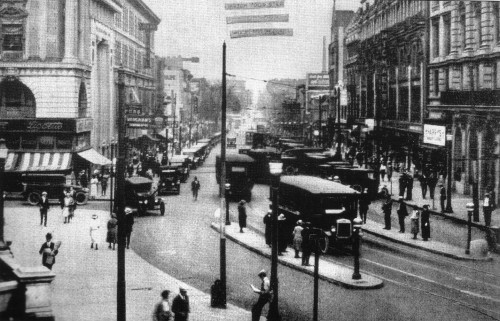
[124, 145, 500, 321]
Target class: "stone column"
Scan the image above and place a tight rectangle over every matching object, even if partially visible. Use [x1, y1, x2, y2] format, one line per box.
[450, 1, 460, 56]
[395, 67, 399, 120]
[63, 0, 78, 63]
[480, 1, 493, 50]
[464, 2, 475, 53]
[407, 65, 412, 122]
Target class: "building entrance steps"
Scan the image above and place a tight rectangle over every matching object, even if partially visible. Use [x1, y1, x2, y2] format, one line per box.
[211, 222, 384, 290]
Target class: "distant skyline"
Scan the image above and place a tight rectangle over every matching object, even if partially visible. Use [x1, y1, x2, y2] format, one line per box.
[144, 0, 361, 82]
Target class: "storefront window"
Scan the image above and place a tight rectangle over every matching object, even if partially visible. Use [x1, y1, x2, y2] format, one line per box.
[56, 137, 72, 150]
[38, 136, 55, 150]
[21, 136, 37, 149]
[5, 134, 19, 149]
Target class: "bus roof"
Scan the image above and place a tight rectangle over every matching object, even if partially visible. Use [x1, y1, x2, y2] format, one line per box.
[216, 154, 255, 163]
[280, 175, 359, 194]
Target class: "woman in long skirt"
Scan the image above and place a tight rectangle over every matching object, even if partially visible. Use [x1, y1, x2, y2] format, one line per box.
[62, 194, 71, 224]
[90, 175, 99, 200]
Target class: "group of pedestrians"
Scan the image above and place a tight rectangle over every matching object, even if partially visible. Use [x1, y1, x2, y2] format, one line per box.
[382, 195, 431, 241]
[153, 287, 191, 321]
[78, 170, 110, 199]
[89, 207, 134, 251]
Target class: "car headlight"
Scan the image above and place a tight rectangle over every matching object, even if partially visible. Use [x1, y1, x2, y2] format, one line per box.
[145, 200, 148, 204]
[161, 183, 165, 186]
[331, 227, 336, 233]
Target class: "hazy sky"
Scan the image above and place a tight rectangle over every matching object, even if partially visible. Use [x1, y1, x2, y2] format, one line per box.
[143, 0, 361, 82]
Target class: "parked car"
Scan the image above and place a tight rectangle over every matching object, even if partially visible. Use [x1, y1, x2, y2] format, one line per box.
[158, 167, 181, 195]
[168, 155, 190, 182]
[280, 147, 332, 175]
[21, 173, 88, 206]
[216, 154, 255, 202]
[124, 176, 165, 216]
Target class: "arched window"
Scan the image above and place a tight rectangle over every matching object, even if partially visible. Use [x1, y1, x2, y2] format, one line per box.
[0, 78, 35, 118]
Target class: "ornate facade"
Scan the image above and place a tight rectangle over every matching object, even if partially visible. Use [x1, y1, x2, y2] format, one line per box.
[428, 1, 500, 200]
[0, 0, 159, 179]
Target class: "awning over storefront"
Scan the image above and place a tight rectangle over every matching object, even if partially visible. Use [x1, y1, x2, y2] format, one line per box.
[77, 148, 112, 166]
[5, 152, 72, 172]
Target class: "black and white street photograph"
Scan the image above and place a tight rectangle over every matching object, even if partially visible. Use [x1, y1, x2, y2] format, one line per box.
[0, 0, 499, 320]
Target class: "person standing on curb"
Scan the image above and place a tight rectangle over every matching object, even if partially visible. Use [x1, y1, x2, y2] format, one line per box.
[90, 214, 101, 250]
[263, 209, 272, 247]
[237, 200, 247, 233]
[61, 192, 72, 224]
[191, 176, 200, 201]
[483, 192, 493, 227]
[398, 172, 407, 198]
[387, 159, 393, 182]
[106, 213, 118, 250]
[359, 189, 371, 224]
[301, 222, 312, 266]
[421, 205, 431, 241]
[153, 290, 172, 321]
[406, 171, 414, 201]
[39, 233, 58, 270]
[397, 197, 408, 233]
[101, 173, 109, 197]
[292, 220, 303, 258]
[90, 175, 98, 200]
[124, 207, 134, 249]
[427, 171, 438, 201]
[439, 183, 446, 213]
[277, 213, 287, 255]
[382, 196, 393, 230]
[38, 191, 50, 227]
[418, 171, 428, 199]
[172, 287, 190, 321]
[410, 209, 420, 239]
[251, 270, 271, 321]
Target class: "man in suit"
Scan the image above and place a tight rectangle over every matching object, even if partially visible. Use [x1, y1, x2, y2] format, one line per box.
[172, 287, 190, 321]
[439, 184, 446, 213]
[38, 191, 50, 227]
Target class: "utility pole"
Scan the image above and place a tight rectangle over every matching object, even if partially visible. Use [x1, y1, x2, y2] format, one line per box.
[219, 41, 228, 308]
[116, 67, 127, 321]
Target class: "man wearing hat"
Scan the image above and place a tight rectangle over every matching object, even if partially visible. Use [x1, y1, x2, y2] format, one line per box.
[124, 207, 134, 249]
[251, 270, 271, 321]
[421, 205, 431, 241]
[277, 213, 288, 255]
[172, 287, 190, 321]
[396, 197, 408, 233]
[263, 209, 272, 247]
[38, 191, 50, 227]
[238, 200, 247, 233]
[439, 183, 446, 213]
[483, 192, 493, 227]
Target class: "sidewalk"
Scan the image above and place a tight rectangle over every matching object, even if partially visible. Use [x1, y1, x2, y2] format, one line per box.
[4, 207, 252, 321]
[211, 222, 384, 290]
[361, 220, 493, 261]
[383, 171, 500, 230]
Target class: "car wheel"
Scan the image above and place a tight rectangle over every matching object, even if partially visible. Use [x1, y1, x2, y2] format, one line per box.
[285, 165, 296, 175]
[75, 192, 88, 205]
[28, 191, 41, 205]
[160, 201, 165, 216]
[319, 235, 330, 254]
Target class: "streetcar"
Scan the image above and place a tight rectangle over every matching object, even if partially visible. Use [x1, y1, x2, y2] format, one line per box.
[215, 154, 255, 201]
[277, 175, 361, 253]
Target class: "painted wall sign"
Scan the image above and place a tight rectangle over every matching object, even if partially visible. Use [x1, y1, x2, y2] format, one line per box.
[225, 1, 285, 10]
[230, 28, 293, 38]
[226, 14, 289, 24]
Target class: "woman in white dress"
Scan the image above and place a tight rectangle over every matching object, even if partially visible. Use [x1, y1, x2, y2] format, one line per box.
[89, 214, 101, 250]
[90, 175, 99, 200]
[62, 194, 71, 224]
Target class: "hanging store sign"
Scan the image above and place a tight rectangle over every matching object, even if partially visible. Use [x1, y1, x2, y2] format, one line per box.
[423, 124, 446, 147]
[126, 115, 151, 129]
[307, 73, 329, 89]
[230, 28, 293, 39]
[225, 1, 285, 10]
[227, 14, 289, 24]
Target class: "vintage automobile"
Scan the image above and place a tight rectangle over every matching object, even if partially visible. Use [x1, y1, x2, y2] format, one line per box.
[278, 175, 361, 253]
[281, 147, 333, 175]
[245, 148, 281, 184]
[216, 154, 256, 202]
[158, 167, 181, 195]
[168, 155, 190, 182]
[21, 173, 88, 205]
[124, 176, 165, 216]
[332, 167, 378, 200]
[182, 145, 207, 169]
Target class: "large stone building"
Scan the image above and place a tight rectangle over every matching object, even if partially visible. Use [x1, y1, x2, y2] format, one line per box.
[0, 0, 159, 181]
[344, 0, 427, 169]
[428, 1, 500, 201]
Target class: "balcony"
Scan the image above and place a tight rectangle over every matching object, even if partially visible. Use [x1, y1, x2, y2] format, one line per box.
[440, 90, 500, 107]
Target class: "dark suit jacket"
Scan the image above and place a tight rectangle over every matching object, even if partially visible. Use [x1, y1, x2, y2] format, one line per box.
[172, 294, 190, 321]
[39, 197, 50, 212]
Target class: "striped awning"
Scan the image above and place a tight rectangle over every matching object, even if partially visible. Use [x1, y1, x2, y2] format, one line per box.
[77, 148, 112, 166]
[5, 152, 72, 173]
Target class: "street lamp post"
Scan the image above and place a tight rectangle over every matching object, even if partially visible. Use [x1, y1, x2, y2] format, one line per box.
[445, 133, 453, 213]
[466, 202, 474, 255]
[0, 138, 9, 251]
[352, 216, 363, 280]
[225, 183, 231, 225]
[268, 161, 283, 321]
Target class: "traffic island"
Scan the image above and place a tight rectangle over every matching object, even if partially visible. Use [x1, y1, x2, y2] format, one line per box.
[211, 222, 384, 290]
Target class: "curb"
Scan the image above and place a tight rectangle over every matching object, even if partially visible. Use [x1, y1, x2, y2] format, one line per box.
[211, 223, 384, 290]
[362, 227, 494, 262]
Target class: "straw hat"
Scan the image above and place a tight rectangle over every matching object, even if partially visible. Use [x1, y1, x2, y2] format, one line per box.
[278, 214, 286, 221]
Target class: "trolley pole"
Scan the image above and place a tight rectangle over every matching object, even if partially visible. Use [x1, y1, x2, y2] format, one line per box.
[116, 67, 127, 321]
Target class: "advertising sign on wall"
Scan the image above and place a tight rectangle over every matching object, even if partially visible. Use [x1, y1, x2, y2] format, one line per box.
[423, 124, 446, 146]
[230, 28, 293, 38]
[307, 73, 329, 89]
[225, 1, 285, 10]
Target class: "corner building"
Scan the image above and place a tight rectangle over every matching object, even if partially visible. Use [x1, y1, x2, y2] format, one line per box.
[0, 0, 159, 181]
